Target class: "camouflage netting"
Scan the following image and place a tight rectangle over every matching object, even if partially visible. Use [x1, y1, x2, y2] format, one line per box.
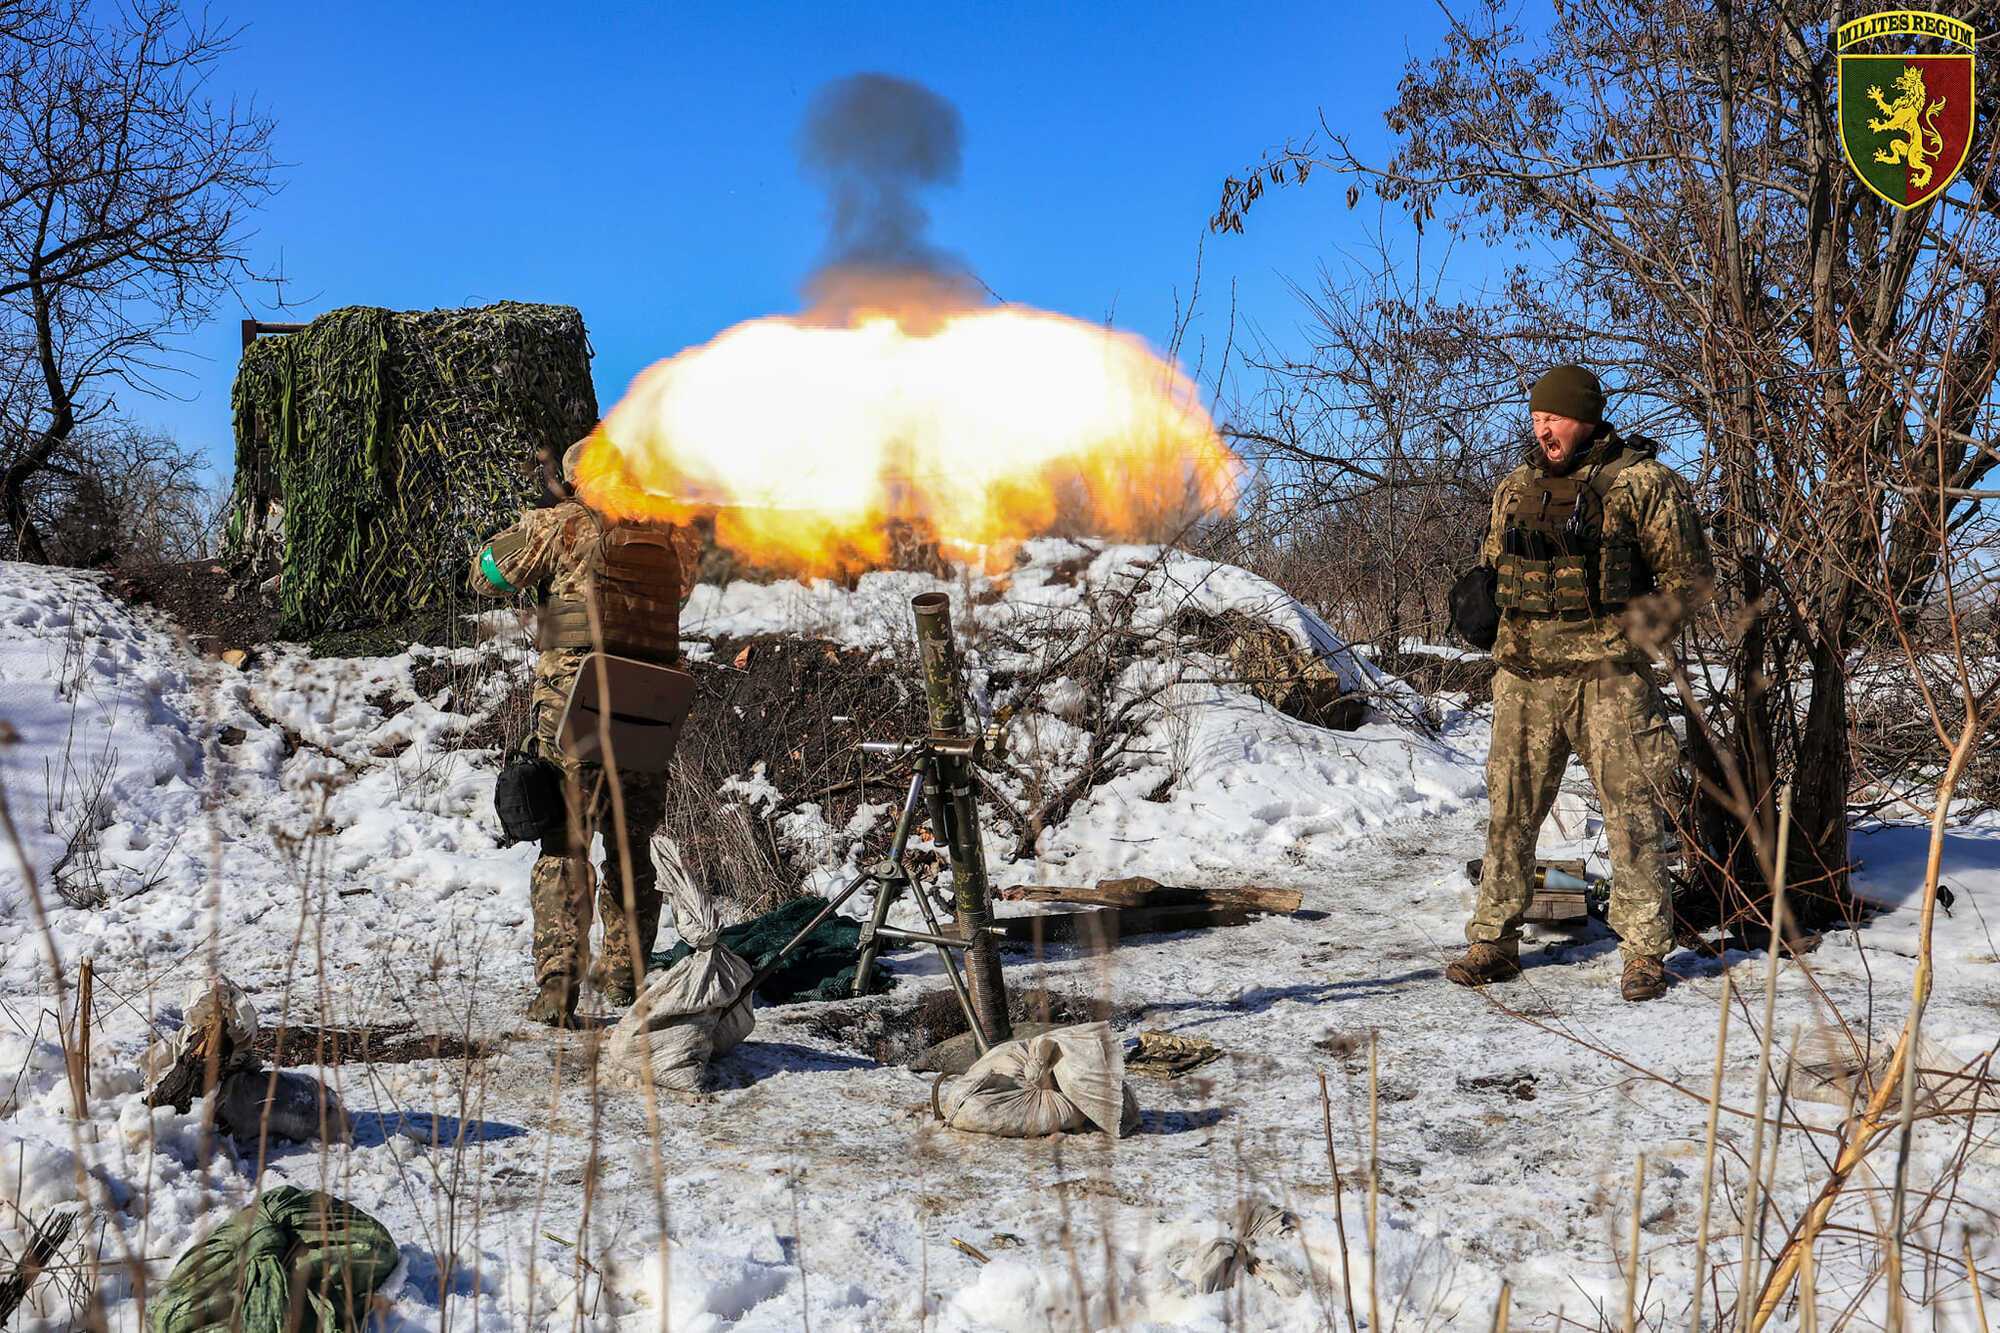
[224, 302, 598, 635]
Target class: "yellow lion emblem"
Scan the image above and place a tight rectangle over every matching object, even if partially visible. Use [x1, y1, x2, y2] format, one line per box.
[1867, 65, 1949, 189]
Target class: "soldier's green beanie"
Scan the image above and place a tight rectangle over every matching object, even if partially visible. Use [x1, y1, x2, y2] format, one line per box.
[1528, 365, 1605, 423]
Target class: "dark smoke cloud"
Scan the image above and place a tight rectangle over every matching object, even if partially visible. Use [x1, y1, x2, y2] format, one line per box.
[799, 73, 980, 320]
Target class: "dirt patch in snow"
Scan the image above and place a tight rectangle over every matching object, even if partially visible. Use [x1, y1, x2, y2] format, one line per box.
[1458, 1070, 1539, 1102]
[789, 984, 1116, 1067]
[250, 1021, 490, 1067]
[114, 560, 279, 652]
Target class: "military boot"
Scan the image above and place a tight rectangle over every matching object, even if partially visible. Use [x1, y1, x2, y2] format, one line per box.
[1620, 956, 1668, 1002]
[589, 956, 642, 1009]
[1444, 940, 1522, 987]
[525, 975, 578, 1027]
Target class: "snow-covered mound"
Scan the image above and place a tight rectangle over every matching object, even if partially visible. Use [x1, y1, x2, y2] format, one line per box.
[680, 539, 1481, 904]
[0, 553, 1995, 1331]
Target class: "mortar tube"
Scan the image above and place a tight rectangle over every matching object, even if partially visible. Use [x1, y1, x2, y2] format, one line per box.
[910, 593, 1012, 1043]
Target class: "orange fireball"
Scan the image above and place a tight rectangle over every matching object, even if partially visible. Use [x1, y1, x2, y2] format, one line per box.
[574, 302, 1238, 576]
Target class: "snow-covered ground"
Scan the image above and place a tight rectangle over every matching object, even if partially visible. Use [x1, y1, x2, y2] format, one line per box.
[1, 549, 1995, 1330]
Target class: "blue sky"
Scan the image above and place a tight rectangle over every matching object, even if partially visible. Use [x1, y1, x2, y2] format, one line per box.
[129, 1, 1455, 477]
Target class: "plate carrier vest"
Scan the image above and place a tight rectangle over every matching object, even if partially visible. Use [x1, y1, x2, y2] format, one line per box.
[1493, 439, 1654, 619]
[497, 517, 681, 662]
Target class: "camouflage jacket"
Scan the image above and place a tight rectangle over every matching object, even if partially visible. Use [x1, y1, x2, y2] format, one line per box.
[1479, 431, 1714, 672]
[471, 500, 682, 666]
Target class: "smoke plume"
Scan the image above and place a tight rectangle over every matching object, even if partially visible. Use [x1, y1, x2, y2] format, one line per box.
[799, 73, 979, 321]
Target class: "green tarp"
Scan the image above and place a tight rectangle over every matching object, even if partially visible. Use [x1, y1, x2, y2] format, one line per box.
[150, 1186, 398, 1333]
[651, 897, 896, 1003]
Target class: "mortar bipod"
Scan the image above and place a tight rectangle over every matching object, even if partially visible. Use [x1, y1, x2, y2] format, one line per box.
[740, 762, 997, 1056]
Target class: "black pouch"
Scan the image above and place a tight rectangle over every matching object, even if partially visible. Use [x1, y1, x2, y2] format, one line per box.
[1449, 565, 1501, 651]
[1599, 536, 1654, 606]
[494, 749, 566, 844]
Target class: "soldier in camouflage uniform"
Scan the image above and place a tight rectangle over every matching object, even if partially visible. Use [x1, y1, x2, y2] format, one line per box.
[1446, 366, 1714, 1002]
[473, 442, 684, 1025]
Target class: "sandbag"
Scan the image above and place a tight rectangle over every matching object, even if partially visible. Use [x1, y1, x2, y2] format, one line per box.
[143, 976, 261, 1111]
[148, 1186, 397, 1333]
[941, 1022, 1139, 1138]
[607, 834, 755, 1092]
[217, 1069, 354, 1145]
[1182, 1201, 1308, 1297]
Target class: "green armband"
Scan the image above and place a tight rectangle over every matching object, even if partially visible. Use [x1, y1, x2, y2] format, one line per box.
[478, 547, 516, 593]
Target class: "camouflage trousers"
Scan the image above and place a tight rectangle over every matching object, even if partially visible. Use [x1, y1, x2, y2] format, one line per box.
[527, 651, 669, 990]
[1469, 663, 1680, 961]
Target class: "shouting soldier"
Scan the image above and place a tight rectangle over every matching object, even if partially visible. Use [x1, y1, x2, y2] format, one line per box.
[473, 440, 683, 1025]
[1447, 366, 1713, 1002]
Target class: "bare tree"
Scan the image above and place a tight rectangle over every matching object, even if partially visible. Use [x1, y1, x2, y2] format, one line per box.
[4, 419, 223, 566]
[1213, 229, 1533, 648]
[0, 0, 277, 564]
[1215, 0, 2000, 920]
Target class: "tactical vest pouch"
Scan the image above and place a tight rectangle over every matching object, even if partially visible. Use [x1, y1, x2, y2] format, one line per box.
[495, 749, 567, 844]
[1600, 537, 1639, 606]
[1550, 553, 1593, 613]
[1496, 552, 1551, 614]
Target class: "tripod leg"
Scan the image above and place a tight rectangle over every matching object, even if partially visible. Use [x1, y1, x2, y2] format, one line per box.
[853, 873, 899, 997]
[851, 770, 928, 999]
[901, 854, 994, 1056]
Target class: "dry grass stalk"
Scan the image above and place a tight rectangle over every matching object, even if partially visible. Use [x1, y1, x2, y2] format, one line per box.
[1367, 1032, 1382, 1333]
[1690, 969, 1733, 1333]
[1750, 706, 1987, 1329]
[1964, 1237, 1990, 1333]
[1492, 1278, 1512, 1333]
[1318, 1070, 1361, 1333]
[1736, 783, 1792, 1332]
[1797, 1208, 1817, 1333]
[1624, 1152, 1647, 1333]
[579, 599, 677, 1330]
[1885, 988, 1925, 1333]
[62, 957, 93, 1121]
[1757, 1026, 1803, 1301]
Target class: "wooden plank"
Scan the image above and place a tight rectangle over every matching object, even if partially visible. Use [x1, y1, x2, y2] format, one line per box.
[999, 903, 1256, 951]
[997, 876, 1303, 915]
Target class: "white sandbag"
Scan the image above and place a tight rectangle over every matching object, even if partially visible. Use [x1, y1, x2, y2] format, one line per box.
[142, 975, 261, 1095]
[186, 974, 261, 1045]
[607, 834, 755, 1093]
[942, 1022, 1139, 1138]
[217, 1068, 354, 1144]
[1180, 1201, 1307, 1297]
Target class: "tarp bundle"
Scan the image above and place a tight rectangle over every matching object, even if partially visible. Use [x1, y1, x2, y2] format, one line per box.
[609, 835, 755, 1093]
[650, 896, 894, 1004]
[940, 1022, 1139, 1138]
[226, 301, 597, 634]
[148, 1186, 398, 1333]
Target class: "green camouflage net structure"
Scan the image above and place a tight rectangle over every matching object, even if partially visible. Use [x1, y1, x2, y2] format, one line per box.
[225, 302, 598, 635]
